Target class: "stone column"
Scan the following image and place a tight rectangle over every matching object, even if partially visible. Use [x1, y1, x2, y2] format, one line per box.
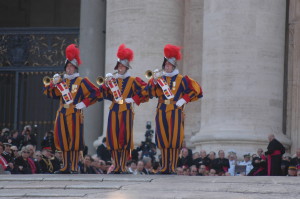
[105, 0, 184, 145]
[182, 0, 204, 148]
[79, 0, 106, 154]
[192, 0, 291, 157]
[286, 0, 300, 155]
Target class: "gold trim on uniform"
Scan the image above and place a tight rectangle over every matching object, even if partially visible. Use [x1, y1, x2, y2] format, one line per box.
[71, 84, 78, 93]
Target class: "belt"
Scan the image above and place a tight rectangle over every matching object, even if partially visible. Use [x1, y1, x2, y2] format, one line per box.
[113, 99, 124, 105]
[60, 104, 75, 109]
[158, 99, 176, 105]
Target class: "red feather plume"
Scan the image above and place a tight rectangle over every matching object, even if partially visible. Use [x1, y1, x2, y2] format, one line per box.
[66, 44, 82, 65]
[117, 44, 134, 61]
[164, 44, 182, 60]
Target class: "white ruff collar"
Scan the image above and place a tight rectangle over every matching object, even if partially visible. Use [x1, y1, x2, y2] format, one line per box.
[163, 69, 179, 77]
[116, 71, 130, 79]
[64, 73, 80, 80]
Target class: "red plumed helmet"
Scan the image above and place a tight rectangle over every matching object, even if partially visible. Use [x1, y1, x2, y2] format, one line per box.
[162, 44, 182, 68]
[164, 44, 181, 60]
[65, 44, 81, 68]
[115, 44, 134, 70]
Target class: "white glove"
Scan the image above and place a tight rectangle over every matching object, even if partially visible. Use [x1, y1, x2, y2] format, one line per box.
[52, 73, 61, 84]
[75, 102, 86, 109]
[153, 69, 160, 80]
[125, 98, 135, 103]
[176, 98, 187, 107]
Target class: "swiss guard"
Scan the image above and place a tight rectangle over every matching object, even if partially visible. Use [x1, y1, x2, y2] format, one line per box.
[43, 44, 101, 174]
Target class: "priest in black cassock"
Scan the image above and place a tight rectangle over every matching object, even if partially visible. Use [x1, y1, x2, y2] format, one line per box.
[265, 134, 285, 176]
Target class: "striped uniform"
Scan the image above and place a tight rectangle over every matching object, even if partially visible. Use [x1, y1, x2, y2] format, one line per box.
[147, 73, 202, 173]
[100, 76, 147, 172]
[43, 76, 100, 172]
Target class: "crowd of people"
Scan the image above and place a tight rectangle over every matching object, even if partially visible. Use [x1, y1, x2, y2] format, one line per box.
[1, 126, 300, 176]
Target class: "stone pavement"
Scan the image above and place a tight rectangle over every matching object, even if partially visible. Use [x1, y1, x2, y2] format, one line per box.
[0, 174, 299, 199]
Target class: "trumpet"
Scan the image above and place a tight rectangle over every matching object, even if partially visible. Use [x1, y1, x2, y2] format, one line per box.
[96, 71, 118, 85]
[43, 73, 64, 86]
[145, 69, 163, 79]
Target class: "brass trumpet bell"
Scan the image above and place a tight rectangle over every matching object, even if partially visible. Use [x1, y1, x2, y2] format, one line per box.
[43, 76, 52, 86]
[96, 71, 118, 86]
[144, 69, 163, 79]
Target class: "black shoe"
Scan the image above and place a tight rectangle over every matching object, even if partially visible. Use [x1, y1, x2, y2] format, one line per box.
[157, 170, 170, 175]
[110, 170, 121, 174]
[54, 170, 70, 174]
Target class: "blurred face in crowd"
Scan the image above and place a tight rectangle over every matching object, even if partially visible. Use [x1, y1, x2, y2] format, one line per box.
[26, 145, 35, 157]
[229, 155, 235, 161]
[288, 168, 296, 176]
[21, 150, 30, 160]
[268, 134, 275, 142]
[257, 148, 263, 156]
[84, 156, 92, 166]
[183, 168, 190, 176]
[137, 161, 144, 172]
[244, 156, 250, 162]
[199, 165, 206, 174]
[200, 150, 207, 158]
[4, 145, 11, 153]
[209, 169, 216, 176]
[11, 146, 19, 157]
[190, 167, 198, 176]
[176, 167, 183, 175]
[55, 151, 63, 161]
[130, 162, 137, 171]
[66, 63, 76, 75]
[164, 61, 174, 73]
[117, 63, 127, 75]
[34, 151, 42, 161]
[218, 150, 225, 159]
[193, 152, 200, 160]
[209, 152, 215, 160]
[182, 148, 188, 158]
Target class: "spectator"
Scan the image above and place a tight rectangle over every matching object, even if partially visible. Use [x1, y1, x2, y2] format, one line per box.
[176, 167, 184, 175]
[39, 147, 54, 174]
[152, 161, 160, 174]
[10, 145, 19, 160]
[128, 161, 137, 174]
[51, 150, 63, 173]
[0, 143, 13, 173]
[183, 167, 190, 176]
[142, 157, 153, 174]
[212, 150, 230, 174]
[248, 157, 267, 176]
[79, 155, 95, 174]
[20, 125, 37, 148]
[228, 154, 237, 176]
[190, 165, 199, 176]
[207, 151, 216, 170]
[9, 130, 21, 148]
[96, 137, 111, 163]
[13, 148, 34, 174]
[41, 131, 55, 153]
[281, 155, 291, 176]
[238, 154, 253, 175]
[2, 143, 13, 163]
[290, 148, 300, 169]
[209, 169, 216, 176]
[287, 166, 297, 176]
[25, 144, 35, 159]
[257, 148, 266, 160]
[135, 160, 145, 175]
[198, 164, 207, 176]
[0, 128, 10, 143]
[177, 148, 193, 168]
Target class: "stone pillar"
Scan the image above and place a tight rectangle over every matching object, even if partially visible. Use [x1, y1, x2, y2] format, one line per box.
[192, 0, 291, 157]
[182, 0, 204, 148]
[286, 0, 300, 155]
[105, 0, 184, 145]
[79, 0, 106, 154]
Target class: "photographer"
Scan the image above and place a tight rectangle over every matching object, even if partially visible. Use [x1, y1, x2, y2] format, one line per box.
[19, 125, 37, 149]
[41, 131, 56, 153]
[0, 128, 11, 143]
[136, 122, 156, 162]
